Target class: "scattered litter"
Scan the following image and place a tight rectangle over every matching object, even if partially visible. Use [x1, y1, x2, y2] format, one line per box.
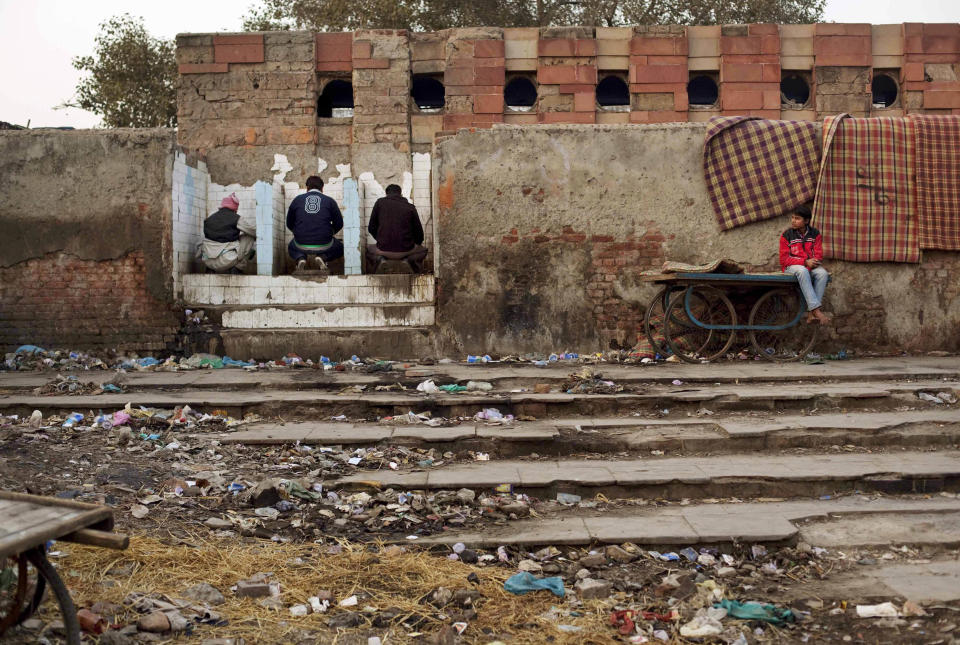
[504, 572, 565, 597]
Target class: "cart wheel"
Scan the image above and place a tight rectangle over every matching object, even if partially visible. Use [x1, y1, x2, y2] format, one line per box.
[25, 548, 80, 645]
[748, 288, 818, 362]
[0, 554, 46, 637]
[664, 286, 737, 363]
[643, 286, 679, 358]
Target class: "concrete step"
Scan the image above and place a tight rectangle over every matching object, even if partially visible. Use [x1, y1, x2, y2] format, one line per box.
[2, 380, 955, 418]
[411, 495, 960, 548]
[182, 273, 435, 306]
[205, 410, 960, 456]
[2, 357, 955, 391]
[337, 450, 960, 499]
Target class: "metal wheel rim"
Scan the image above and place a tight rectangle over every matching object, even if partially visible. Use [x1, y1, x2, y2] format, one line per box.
[748, 288, 819, 362]
[664, 286, 737, 363]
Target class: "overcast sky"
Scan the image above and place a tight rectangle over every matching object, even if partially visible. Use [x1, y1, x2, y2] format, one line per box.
[1, 0, 958, 128]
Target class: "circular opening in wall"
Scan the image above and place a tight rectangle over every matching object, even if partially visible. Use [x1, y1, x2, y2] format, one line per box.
[687, 75, 718, 106]
[412, 75, 445, 111]
[318, 79, 354, 118]
[504, 77, 537, 110]
[780, 74, 810, 107]
[872, 73, 899, 108]
[596, 75, 629, 108]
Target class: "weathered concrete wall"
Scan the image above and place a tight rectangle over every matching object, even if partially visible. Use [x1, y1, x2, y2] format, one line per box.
[0, 129, 180, 352]
[433, 123, 960, 354]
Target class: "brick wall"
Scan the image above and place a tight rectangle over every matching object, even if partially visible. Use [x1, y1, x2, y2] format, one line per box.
[0, 252, 177, 352]
[175, 22, 960, 153]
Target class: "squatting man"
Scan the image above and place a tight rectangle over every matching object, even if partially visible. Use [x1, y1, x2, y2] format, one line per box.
[779, 203, 831, 325]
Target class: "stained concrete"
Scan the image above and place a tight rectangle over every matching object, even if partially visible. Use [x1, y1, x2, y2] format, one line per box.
[0, 128, 177, 300]
[433, 123, 960, 354]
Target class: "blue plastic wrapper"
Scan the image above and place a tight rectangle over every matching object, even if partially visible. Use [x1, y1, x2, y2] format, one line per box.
[504, 571, 565, 597]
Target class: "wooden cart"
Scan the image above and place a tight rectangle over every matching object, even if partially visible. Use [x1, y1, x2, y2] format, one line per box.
[641, 272, 821, 363]
[1, 491, 128, 644]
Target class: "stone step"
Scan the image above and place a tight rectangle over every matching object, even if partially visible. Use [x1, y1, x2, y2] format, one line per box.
[2, 357, 954, 391]
[337, 450, 960, 499]
[214, 303, 435, 329]
[205, 410, 960, 456]
[218, 327, 439, 360]
[182, 273, 435, 306]
[1, 380, 954, 418]
[411, 495, 960, 548]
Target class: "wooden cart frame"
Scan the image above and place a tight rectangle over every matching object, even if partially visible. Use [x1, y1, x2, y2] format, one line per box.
[642, 272, 821, 363]
[1, 491, 128, 644]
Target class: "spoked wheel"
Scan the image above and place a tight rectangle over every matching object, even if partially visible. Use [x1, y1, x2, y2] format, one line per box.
[0, 553, 46, 637]
[664, 286, 737, 363]
[749, 288, 818, 362]
[643, 286, 682, 358]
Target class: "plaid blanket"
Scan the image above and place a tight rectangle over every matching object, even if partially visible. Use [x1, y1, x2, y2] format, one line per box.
[813, 114, 920, 263]
[703, 116, 821, 231]
[913, 114, 960, 250]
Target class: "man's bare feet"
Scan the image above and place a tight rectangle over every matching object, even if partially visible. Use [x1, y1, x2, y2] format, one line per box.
[812, 308, 832, 325]
[806, 312, 817, 324]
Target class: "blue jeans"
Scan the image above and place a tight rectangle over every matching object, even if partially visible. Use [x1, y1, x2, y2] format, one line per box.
[785, 264, 829, 310]
[288, 238, 344, 262]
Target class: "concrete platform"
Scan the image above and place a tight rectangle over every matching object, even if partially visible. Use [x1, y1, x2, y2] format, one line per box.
[1, 379, 955, 417]
[413, 496, 960, 547]
[338, 450, 960, 498]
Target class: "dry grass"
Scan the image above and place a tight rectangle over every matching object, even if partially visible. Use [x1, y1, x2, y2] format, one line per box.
[54, 534, 618, 644]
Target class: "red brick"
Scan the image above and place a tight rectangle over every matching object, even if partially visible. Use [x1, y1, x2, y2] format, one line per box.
[722, 90, 764, 110]
[648, 55, 688, 65]
[539, 111, 596, 123]
[353, 58, 390, 69]
[445, 67, 475, 85]
[762, 89, 781, 109]
[905, 53, 960, 63]
[178, 63, 229, 74]
[214, 43, 264, 64]
[761, 63, 781, 82]
[629, 55, 648, 65]
[815, 35, 871, 56]
[760, 35, 780, 55]
[816, 54, 872, 67]
[352, 41, 372, 59]
[631, 64, 686, 84]
[749, 24, 779, 36]
[574, 91, 596, 112]
[924, 91, 960, 109]
[472, 114, 505, 124]
[474, 94, 504, 113]
[316, 61, 352, 72]
[903, 23, 924, 38]
[575, 39, 597, 56]
[815, 23, 871, 37]
[475, 39, 506, 58]
[722, 63, 763, 83]
[443, 114, 475, 130]
[924, 23, 960, 38]
[628, 82, 686, 93]
[316, 33, 352, 62]
[922, 36, 960, 54]
[555, 83, 594, 93]
[475, 57, 506, 67]
[721, 36, 763, 56]
[723, 54, 780, 64]
[538, 65, 575, 84]
[630, 37, 686, 56]
[903, 62, 925, 82]
[905, 36, 924, 54]
[213, 34, 263, 45]
[673, 90, 688, 111]
[539, 38, 576, 57]
[474, 65, 505, 85]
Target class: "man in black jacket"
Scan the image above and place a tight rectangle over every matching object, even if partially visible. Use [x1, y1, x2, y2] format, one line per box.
[366, 184, 428, 273]
[197, 192, 256, 273]
[286, 175, 343, 272]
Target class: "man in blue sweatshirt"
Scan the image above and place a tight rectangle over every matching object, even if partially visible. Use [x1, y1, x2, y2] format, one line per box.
[286, 175, 343, 272]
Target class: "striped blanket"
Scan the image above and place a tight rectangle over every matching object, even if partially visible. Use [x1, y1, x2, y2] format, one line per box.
[812, 114, 920, 263]
[703, 116, 821, 231]
[913, 114, 960, 250]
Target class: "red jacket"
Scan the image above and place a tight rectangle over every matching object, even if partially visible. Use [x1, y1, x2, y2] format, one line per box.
[779, 225, 823, 271]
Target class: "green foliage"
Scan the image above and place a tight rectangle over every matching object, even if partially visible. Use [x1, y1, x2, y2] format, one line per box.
[242, 0, 825, 31]
[66, 14, 177, 128]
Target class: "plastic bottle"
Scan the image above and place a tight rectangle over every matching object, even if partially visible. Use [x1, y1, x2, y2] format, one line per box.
[62, 412, 84, 428]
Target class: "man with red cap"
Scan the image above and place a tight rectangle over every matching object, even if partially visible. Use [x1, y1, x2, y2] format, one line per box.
[197, 192, 257, 274]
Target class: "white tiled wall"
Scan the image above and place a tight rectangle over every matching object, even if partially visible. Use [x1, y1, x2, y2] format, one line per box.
[182, 274, 435, 306]
[171, 152, 209, 296]
[222, 304, 435, 329]
[412, 152, 433, 251]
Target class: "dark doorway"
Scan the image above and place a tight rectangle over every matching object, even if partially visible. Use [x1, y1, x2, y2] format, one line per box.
[318, 79, 354, 118]
[687, 75, 719, 106]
